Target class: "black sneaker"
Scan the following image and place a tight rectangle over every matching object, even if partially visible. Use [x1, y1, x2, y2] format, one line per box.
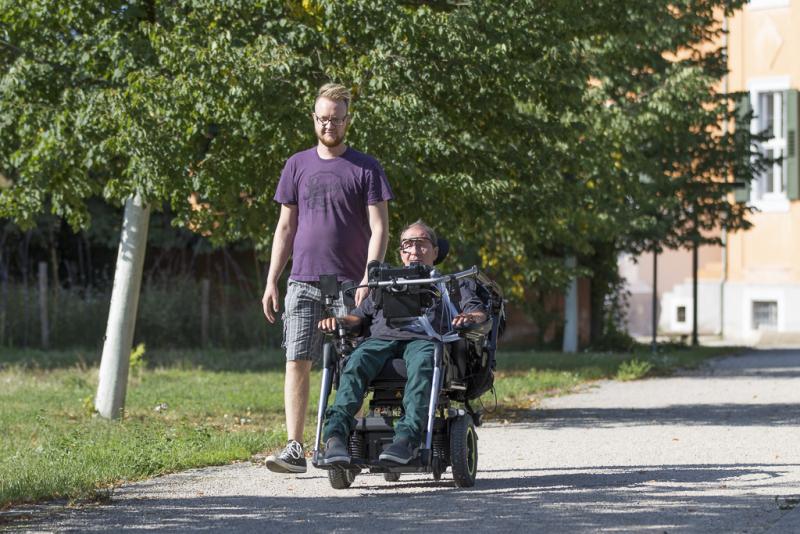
[379, 437, 417, 465]
[323, 436, 351, 466]
[265, 440, 307, 473]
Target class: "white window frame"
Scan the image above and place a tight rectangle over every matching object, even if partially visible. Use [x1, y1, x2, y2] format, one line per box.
[742, 287, 785, 336]
[748, 76, 791, 212]
[669, 297, 693, 334]
[747, 0, 790, 10]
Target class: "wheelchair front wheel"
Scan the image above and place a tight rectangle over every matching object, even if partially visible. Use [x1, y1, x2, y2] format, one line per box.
[450, 414, 478, 488]
[432, 456, 445, 481]
[328, 467, 359, 489]
[383, 472, 401, 482]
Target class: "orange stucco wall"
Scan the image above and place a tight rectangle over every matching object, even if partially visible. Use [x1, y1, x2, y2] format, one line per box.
[726, 1, 800, 285]
[728, 3, 800, 93]
[727, 203, 800, 283]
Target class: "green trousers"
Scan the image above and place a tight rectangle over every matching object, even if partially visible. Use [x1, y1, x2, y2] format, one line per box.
[322, 338, 435, 446]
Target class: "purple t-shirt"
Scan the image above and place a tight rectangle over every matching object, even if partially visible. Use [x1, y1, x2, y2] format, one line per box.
[274, 146, 394, 283]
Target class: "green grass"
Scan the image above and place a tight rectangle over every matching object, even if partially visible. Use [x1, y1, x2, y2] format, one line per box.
[0, 343, 741, 508]
[0, 347, 293, 508]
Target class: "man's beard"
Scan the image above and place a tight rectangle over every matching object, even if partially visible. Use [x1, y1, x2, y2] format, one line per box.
[317, 129, 346, 148]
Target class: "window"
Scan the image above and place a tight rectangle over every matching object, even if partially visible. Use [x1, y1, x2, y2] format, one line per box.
[676, 306, 686, 324]
[752, 301, 778, 330]
[754, 90, 786, 199]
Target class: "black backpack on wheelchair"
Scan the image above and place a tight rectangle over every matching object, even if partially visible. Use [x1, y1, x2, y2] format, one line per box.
[310, 245, 505, 489]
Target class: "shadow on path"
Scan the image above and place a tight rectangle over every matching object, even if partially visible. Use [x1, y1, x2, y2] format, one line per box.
[680, 349, 800, 379]
[530, 403, 800, 429]
[23, 463, 798, 533]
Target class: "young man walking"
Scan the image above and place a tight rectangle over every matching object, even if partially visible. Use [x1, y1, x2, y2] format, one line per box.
[261, 83, 393, 473]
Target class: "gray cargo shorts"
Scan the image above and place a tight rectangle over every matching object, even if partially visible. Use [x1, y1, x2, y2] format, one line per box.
[282, 279, 352, 362]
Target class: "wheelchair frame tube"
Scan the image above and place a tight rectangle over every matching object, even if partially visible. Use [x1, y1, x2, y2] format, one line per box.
[366, 266, 478, 289]
[313, 342, 335, 454]
[424, 342, 444, 453]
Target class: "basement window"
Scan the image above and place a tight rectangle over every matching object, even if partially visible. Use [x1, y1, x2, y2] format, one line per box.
[752, 301, 778, 330]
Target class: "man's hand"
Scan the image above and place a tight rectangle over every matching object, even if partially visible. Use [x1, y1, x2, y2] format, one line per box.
[317, 317, 338, 333]
[262, 282, 280, 323]
[452, 313, 473, 328]
[452, 311, 486, 328]
[354, 285, 369, 307]
[318, 315, 361, 333]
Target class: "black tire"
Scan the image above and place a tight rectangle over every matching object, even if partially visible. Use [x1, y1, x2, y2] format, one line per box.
[328, 467, 358, 489]
[449, 415, 478, 488]
[432, 457, 444, 481]
[383, 472, 401, 482]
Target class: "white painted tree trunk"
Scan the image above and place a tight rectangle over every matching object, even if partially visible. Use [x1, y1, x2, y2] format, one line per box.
[562, 255, 578, 353]
[95, 194, 150, 419]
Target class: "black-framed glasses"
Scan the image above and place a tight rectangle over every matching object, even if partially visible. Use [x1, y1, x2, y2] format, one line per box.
[313, 113, 348, 126]
[399, 238, 433, 253]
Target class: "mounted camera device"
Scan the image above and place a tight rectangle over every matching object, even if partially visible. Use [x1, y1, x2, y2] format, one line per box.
[367, 261, 435, 319]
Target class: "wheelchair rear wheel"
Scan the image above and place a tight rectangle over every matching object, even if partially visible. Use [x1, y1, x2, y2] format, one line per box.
[450, 415, 478, 488]
[328, 467, 359, 489]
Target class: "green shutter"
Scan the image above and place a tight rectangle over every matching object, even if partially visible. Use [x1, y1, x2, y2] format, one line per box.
[785, 89, 799, 200]
[734, 93, 752, 203]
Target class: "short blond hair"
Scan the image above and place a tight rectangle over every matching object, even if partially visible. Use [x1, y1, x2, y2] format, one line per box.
[316, 83, 351, 110]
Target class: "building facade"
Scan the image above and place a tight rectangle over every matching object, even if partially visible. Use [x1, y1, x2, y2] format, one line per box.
[622, 0, 800, 345]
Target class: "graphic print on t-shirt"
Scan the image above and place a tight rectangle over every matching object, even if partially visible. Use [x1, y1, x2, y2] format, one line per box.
[304, 172, 344, 211]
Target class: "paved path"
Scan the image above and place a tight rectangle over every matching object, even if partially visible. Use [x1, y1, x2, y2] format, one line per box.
[9, 349, 800, 533]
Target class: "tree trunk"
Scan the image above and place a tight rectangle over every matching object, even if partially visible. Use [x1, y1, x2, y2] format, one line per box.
[562, 255, 578, 353]
[21, 231, 31, 346]
[588, 248, 603, 345]
[48, 220, 60, 342]
[692, 239, 699, 346]
[84, 232, 94, 288]
[95, 194, 151, 419]
[587, 244, 610, 345]
[201, 278, 210, 347]
[651, 249, 658, 353]
[220, 259, 230, 348]
[48, 219, 60, 297]
[38, 261, 49, 349]
[0, 247, 6, 346]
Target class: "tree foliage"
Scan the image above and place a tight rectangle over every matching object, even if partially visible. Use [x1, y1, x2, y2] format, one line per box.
[1, 0, 760, 310]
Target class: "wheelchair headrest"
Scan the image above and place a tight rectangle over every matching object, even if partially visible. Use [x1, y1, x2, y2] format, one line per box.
[434, 238, 449, 265]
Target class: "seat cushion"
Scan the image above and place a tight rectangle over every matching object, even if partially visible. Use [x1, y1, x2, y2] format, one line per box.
[372, 357, 408, 382]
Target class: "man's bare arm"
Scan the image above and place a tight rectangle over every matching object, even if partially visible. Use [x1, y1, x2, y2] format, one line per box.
[355, 201, 389, 305]
[262, 204, 298, 323]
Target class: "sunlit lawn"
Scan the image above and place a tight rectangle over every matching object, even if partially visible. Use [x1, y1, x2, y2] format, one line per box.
[0, 348, 290, 508]
[0, 344, 740, 508]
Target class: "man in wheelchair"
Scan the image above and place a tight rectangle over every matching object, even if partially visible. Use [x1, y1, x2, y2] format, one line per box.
[317, 221, 487, 467]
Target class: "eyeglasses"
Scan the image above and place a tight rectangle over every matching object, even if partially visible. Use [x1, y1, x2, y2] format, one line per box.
[313, 113, 348, 127]
[399, 238, 433, 253]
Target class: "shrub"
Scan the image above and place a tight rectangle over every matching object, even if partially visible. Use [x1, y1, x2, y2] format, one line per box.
[615, 358, 654, 381]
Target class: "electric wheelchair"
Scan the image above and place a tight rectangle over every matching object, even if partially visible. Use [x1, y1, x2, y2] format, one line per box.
[310, 243, 504, 489]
